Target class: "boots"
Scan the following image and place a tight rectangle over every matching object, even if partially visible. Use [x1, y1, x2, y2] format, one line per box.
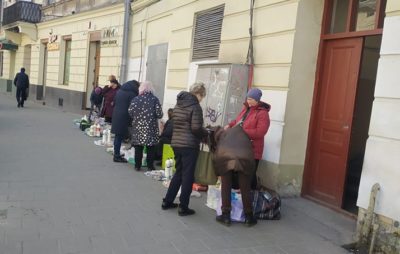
[244, 213, 257, 227]
[161, 198, 178, 210]
[216, 212, 231, 226]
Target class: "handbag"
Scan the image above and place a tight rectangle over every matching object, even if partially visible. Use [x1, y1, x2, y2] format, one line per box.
[194, 143, 218, 185]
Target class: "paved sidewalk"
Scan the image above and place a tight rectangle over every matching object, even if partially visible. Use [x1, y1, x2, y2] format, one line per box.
[0, 94, 354, 254]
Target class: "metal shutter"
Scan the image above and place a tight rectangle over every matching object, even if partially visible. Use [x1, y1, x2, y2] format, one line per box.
[192, 5, 225, 61]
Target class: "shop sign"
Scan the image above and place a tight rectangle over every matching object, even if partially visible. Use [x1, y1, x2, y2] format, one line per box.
[48, 43, 59, 51]
[101, 27, 118, 47]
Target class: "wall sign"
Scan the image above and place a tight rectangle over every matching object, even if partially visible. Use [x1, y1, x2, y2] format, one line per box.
[101, 27, 118, 47]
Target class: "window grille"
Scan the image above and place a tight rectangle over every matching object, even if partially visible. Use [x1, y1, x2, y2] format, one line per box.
[192, 5, 225, 61]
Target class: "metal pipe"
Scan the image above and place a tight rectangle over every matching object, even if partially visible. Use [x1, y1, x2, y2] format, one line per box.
[120, 0, 132, 84]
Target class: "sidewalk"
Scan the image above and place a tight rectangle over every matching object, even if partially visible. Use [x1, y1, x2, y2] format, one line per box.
[0, 94, 354, 254]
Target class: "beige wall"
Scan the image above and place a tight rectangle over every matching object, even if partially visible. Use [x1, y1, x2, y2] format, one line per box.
[130, 0, 303, 164]
[31, 4, 125, 92]
[357, 0, 400, 221]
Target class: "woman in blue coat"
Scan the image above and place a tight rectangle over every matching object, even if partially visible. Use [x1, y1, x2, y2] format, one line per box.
[128, 81, 163, 170]
[111, 80, 139, 162]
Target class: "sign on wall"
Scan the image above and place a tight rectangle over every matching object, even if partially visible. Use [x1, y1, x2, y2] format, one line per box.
[48, 34, 59, 51]
[101, 27, 118, 47]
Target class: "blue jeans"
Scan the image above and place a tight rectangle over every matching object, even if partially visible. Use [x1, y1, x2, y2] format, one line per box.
[164, 147, 199, 208]
[113, 134, 124, 157]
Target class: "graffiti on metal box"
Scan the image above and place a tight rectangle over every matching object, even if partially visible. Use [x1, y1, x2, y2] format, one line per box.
[206, 106, 222, 123]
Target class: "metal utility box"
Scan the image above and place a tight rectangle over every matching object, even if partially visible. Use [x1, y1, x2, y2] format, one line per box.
[196, 64, 249, 127]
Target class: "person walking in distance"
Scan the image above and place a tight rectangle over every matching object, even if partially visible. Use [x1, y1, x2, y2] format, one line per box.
[161, 82, 208, 216]
[14, 67, 30, 108]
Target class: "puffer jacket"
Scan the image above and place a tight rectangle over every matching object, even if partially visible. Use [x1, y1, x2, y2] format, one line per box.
[228, 101, 271, 160]
[212, 126, 255, 176]
[171, 91, 207, 149]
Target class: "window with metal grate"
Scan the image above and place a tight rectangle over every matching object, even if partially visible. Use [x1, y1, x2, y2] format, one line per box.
[192, 5, 225, 61]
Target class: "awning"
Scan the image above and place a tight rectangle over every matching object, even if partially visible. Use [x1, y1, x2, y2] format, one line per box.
[0, 39, 18, 51]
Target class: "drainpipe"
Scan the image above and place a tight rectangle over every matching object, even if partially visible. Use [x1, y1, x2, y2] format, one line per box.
[119, 0, 132, 84]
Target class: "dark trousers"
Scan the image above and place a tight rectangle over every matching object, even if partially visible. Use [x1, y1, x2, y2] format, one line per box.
[251, 159, 260, 190]
[134, 145, 155, 169]
[113, 134, 124, 157]
[164, 147, 199, 208]
[221, 171, 253, 214]
[16, 87, 27, 106]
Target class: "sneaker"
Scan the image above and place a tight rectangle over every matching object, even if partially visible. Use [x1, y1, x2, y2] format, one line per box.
[161, 199, 178, 210]
[178, 206, 195, 216]
[244, 213, 257, 227]
[216, 213, 231, 226]
[113, 156, 127, 163]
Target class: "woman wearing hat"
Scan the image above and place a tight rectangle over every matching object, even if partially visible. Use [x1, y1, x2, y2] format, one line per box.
[218, 88, 271, 226]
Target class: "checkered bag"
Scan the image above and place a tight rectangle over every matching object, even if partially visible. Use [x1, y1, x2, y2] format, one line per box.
[252, 189, 281, 220]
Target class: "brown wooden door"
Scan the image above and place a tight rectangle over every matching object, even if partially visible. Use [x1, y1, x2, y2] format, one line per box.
[304, 38, 363, 207]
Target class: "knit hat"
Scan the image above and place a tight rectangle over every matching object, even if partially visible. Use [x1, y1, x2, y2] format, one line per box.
[247, 88, 262, 102]
[94, 87, 102, 95]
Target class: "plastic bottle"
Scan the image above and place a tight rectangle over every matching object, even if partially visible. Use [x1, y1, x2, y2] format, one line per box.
[142, 146, 147, 167]
[96, 124, 101, 137]
[102, 130, 107, 144]
[165, 158, 172, 179]
[106, 129, 111, 145]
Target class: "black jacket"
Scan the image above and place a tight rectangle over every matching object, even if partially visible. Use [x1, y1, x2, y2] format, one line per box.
[171, 91, 207, 149]
[90, 90, 103, 108]
[160, 119, 173, 144]
[111, 81, 139, 136]
[14, 72, 29, 89]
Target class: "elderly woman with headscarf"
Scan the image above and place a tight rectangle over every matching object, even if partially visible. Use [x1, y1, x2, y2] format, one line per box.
[128, 81, 163, 171]
[217, 88, 271, 227]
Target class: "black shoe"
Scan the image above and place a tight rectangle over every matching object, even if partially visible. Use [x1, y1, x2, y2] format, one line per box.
[244, 213, 257, 227]
[147, 167, 156, 171]
[178, 206, 195, 216]
[17, 103, 21, 108]
[155, 161, 162, 166]
[134, 167, 141, 171]
[21, 103, 24, 108]
[161, 199, 178, 210]
[113, 156, 127, 163]
[216, 213, 231, 226]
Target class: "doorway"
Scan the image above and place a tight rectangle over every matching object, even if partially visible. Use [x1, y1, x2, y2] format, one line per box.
[302, 0, 386, 213]
[342, 35, 381, 213]
[85, 41, 101, 109]
[37, 43, 48, 100]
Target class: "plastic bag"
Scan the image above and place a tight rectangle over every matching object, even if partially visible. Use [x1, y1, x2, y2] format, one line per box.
[216, 191, 245, 222]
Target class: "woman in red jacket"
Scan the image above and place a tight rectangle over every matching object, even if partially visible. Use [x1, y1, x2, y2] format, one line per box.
[219, 88, 270, 226]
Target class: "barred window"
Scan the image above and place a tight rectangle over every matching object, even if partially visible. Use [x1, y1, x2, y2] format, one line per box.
[192, 5, 225, 61]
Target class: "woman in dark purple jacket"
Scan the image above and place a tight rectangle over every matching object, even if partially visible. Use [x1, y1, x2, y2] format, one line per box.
[101, 79, 120, 123]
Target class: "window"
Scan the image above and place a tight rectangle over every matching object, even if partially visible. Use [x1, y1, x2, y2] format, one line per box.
[192, 5, 225, 61]
[326, 0, 386, 34]
[63, 39, 71, 85]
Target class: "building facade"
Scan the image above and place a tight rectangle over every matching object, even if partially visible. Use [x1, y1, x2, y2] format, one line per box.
[0, 0, 399, 252]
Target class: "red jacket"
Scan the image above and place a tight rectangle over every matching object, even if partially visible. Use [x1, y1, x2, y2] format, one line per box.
[228, 101, 271, 160]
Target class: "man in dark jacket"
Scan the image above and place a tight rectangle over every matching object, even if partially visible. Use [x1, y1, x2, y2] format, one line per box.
[111, 80, 139, 162]
[162, 82, 208, 216]
[13, 67, 30, 108]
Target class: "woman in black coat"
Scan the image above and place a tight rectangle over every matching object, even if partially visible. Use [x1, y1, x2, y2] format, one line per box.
[162, 82, 208, 216]
[111, 80, 139, 162]
[128, 81, 163, 171]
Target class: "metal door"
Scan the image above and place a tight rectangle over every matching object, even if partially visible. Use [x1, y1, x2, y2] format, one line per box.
[303, 38, 363, 207]
[146, 43, 168, 105]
